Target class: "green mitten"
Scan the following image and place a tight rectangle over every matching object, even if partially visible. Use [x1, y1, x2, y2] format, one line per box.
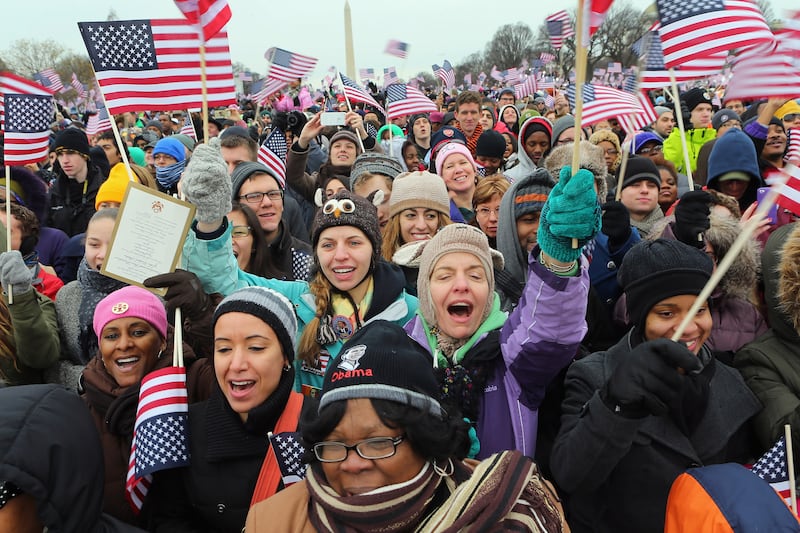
[537, 166, 601, 263]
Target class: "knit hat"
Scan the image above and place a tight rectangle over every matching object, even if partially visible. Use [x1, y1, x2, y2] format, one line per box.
[654, 105, 671, 117]
[95, 163, 131, 209]
[231, 161, 282, 199]
[498, 88, 515, 101]
[775, 100, 800, 121]
[681, 87, 713, 113]
[630, 131, 664, 154]
[128, 147, 146, 166]
[430, 126, 467, 155]
[521, 117, 553, 144]
[389, 171, 450, 218]
[329, 129, 362, 154]
[550, 115, 576, 146]
[219, 126, 252, 141]
[618, 239, 713, 330]
[172, 134, 196, 153]
[93, 286, 168, 341]
[519, 109, 540, 126]
[711, 109, 740, 130]
[318, 320, 443, 418]
[589, 129, 622, 170]
[417, 224, 504, 328]
[349, 153, 404, 190]
[407, 114, 430, 140]
[512, 172, 555, 219]
[213, 287, 297, 363]
[0, 166, 48, 222]
[145, 119, 163, 132]
[474, 130, 505, 160]
[429, 111, 444, 124]
[312, 190, 381, 260]
[621, 156, 661, 190]
[152, 137, 186, 163]
[53, 128, 91, 159]
[442, 112, 456, 126]
[708, 128, 761, 184]
[434, 142, 477, 176]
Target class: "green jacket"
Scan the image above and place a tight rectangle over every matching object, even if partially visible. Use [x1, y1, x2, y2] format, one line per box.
[663, 126, 716, 175]
[0, 289, 60, 386]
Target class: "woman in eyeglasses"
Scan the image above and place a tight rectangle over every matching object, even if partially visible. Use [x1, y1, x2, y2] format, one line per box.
[246, 321, 568, 532]
[227, 204, 274, 276]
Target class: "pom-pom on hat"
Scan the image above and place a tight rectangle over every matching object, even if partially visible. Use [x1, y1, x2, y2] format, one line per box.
[93, 286, 168, 341]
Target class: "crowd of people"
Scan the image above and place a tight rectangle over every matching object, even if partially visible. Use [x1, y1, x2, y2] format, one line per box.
[0, 78, 799, 532]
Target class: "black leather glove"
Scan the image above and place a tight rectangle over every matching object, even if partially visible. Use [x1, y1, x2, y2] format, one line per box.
[601, 201, 632, 251]
[143, 269, 211, 321]
[673, 190, 711, 249]
[602, 338, 702, 418]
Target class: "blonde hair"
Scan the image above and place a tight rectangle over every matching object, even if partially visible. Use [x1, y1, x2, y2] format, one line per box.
[381, 211, 452, 261]
[297, 271, 332, 365]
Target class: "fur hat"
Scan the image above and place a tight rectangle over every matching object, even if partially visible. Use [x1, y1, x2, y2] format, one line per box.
[349, 153, 404, 190]
[589, 129, 622, 170]
[312, 190, 382, 260]
[416, 224, 504, 328]
[213, 287, 297, 363]
[318, 320, 442, 417]
[389, 171, 450, 218]
[544, 141, 608, 203]
[93, 286, 167, 341]
[53, 128, 91, 159]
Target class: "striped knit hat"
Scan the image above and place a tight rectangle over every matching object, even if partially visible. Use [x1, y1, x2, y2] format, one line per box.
[389, 171, 450, 218]
[512, 171, 554, 219]
[213, 287, 298, 363]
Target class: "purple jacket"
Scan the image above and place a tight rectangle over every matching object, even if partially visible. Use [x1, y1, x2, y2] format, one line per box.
[405, 249, 590, 458]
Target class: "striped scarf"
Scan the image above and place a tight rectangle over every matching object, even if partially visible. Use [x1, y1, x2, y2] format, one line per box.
[305, 451, 565, 532]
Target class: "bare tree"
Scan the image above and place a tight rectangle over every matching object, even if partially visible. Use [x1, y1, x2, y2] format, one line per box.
[454, 52, 485, 85]
[484, 23, 536, 70]
[3, 39, 66, 77]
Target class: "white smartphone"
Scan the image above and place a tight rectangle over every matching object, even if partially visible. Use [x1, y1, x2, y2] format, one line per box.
[320, 112, 347, 127]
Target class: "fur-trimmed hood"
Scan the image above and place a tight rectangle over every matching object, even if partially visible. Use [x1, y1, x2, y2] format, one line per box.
[759, 222, 800, 340]
[777, 223, 800, 336]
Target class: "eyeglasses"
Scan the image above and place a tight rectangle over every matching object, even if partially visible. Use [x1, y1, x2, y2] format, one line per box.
[239, 190, 283, 203]
[556, 138, 574, 146]
[638, 145, 663, 155]
[603, 148, 619, 156]
[783, 114, 800, 122]
[231, 225, 251, 239]
[476, 207, 500, 217]
[313, 435, 405, 463]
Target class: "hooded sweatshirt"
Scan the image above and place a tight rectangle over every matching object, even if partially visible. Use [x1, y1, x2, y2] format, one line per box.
[504, 117, 553, 182]
[706, 128, 764, 213]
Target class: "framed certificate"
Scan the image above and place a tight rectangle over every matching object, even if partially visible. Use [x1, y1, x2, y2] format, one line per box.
[100, 181, 195, 294]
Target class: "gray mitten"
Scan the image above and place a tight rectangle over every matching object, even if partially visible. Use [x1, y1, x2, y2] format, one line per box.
[0, 251, 33, 296]
[180, 137, 232, 223]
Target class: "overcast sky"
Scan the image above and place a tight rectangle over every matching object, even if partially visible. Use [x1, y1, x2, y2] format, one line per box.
[4, 0, 797, 83]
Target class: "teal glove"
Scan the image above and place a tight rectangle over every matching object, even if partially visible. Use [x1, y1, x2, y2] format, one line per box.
[0, 251, 33, 296]
[537, 166, 601, 263]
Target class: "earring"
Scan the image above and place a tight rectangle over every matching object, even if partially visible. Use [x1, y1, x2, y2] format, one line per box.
[283, 364, 291, 372]
[157, 349, 164, 359]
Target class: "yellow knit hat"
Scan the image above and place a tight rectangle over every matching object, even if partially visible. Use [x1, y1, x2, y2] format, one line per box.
[95, 163, 135, 209]
[775, 100, 800, 120]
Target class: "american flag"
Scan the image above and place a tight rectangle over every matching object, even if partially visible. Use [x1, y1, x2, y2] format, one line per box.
[85, 103, 112, 135]
[478, 72, 487, 84]
[1, 72, 55, 165]
[546, 11, 575, 50]
[787, 129, 800, 164]
[463, 73, 472, 85]
[265, 47, 317, 82]
[490, 65, 503, 82]
[589, 0, 615, 36]
[432, 60, 455, 89]
[70, 73, 87, 99]
[503, 67, 521, 85]
[36, 68, 64, 93]
[544, 93, 555, 108]
[607, 62, 622, 74]
[126, 366, 190, 513]
[723, 44, 800, 101]
[618, 92, 660, 134]
[359, 67, 375, 80]
[638, 22, 728, 89]
[514, 77, 538, 100]
[540, 52, 556, 64]
[257, 127, 288, 188]
[339, 73, 386, 115]
[252, 77, 288, 106]
[78, 19, 235, 114]
[567, 83, 644, 127]
[751, 436, 792, 505]
[775, 10, 800, 68]
[384, 39, 409, 59]
[383, 67, 399, 86]
[655, 0, 774, 70]
[173, 0, 231, 42]
[268, 431, 306, 486]
[385, 84, 437, 120]
[180, 113, 196, 139]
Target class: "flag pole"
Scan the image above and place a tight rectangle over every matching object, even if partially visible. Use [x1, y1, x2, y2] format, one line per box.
[786, 424, 798, 516]
[667, 69, 694, 191]
[670, 170, 789, 342]
[88, 67, 137, 184]
[200, 43, 210, 143]
[339, 74, 366, 154]
[570, 0, 589, 249]
[4, 165, 12, 305]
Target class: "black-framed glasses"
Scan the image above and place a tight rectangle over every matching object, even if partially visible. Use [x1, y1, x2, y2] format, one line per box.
[313, 435, 405, 463]
[239, 190, 283, 203]
[231, 225, 251, 239]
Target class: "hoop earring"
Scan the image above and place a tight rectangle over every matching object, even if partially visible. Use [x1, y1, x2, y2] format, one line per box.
[283, 364, 291, 372]
[432, 458, 454, 477]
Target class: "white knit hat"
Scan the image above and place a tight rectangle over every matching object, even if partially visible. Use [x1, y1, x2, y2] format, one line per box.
[389, 171, 451, 218]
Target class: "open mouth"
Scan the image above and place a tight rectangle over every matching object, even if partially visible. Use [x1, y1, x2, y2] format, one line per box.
[115, 356, 140, 370]
[230, 380, 255, 393]
[447, 302, 473, 319]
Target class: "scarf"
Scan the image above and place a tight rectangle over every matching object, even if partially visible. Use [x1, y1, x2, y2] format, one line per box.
[155, 160, 185, 188]
[629, 207, 664, 239]
[77, 259, 127, 364]
[306, 462, 457, 532]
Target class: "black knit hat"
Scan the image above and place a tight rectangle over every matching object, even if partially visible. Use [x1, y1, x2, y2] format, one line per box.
[476, 130, 507, 159]
[681, 87, 713, 113]
[618, 239, 714, 330]
[621, 156, 662, 190]
[213, 287, 298, 363]
[318, 320, 443, 418]
[312, 190, 382, 260]
[53, 128, 91, 159]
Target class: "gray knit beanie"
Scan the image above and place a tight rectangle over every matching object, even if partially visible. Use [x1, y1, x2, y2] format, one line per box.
[389, 171, 450, 218]
[213, 287, 298, 363]
[550, 115, 576, 147]
[416, 224, 504, 329]
[350, 153, 404, 190]
[181, 137, 232, 223]
[231, 161, 282, 201]
[329, 129, 362, 154]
